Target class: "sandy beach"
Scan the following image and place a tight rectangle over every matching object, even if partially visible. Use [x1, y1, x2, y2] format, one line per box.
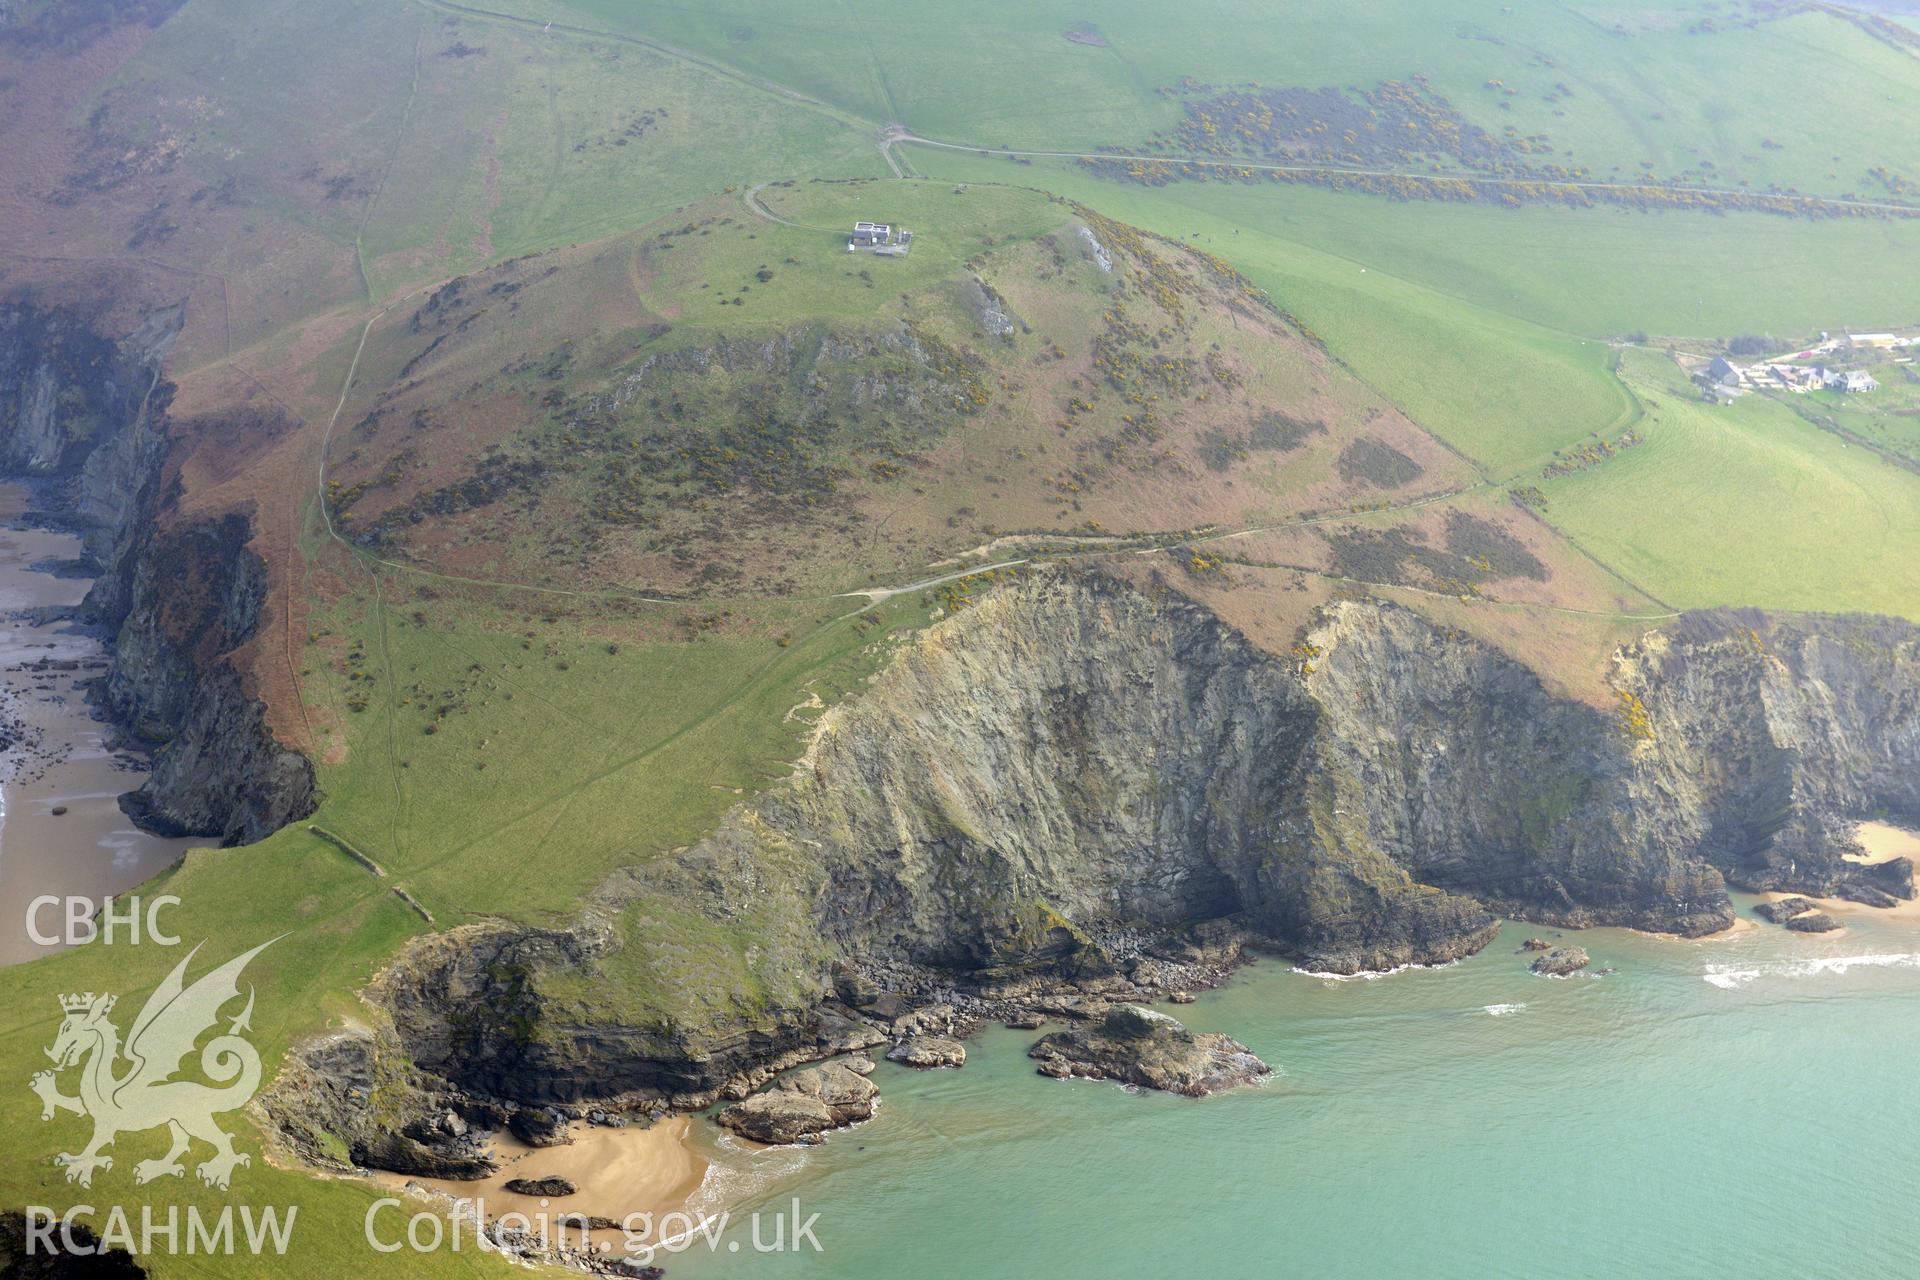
[0, 485, 198, 965]
[1750, 820, 1920, 926]
[370, 1116, 711, 1250]
[1847, 820, 1920, 867]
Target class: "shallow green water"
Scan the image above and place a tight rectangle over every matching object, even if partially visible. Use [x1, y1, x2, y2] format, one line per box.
[670, 903, 1920, 1278]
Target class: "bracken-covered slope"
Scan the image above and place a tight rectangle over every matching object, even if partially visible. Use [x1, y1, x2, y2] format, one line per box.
[315, 182, 1470, 598]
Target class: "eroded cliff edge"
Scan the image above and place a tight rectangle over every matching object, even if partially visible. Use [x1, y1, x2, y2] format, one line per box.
[283, 567, 1918, 1166]
[0, 301, 314, 843]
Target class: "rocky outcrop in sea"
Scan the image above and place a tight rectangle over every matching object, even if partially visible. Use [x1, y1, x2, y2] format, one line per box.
[1029, 1004, 1270, 1097]
[716, 1062, 879, 1145]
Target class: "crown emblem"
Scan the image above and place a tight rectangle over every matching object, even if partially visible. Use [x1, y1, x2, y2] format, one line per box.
[59, 993, 112, 1015]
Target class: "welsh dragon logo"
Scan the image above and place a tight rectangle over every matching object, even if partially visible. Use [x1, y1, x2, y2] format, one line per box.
[28, 938, 277, 1190]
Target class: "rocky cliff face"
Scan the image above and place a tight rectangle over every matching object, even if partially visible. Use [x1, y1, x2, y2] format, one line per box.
[325, 570, 1920, 1147]
[692, 576, 1505, 977]
[1617, 612, 1920, 901]
[0, 301, 314, 844]
[0, 303, 157, 479]
[1299, 602, 1734, 938]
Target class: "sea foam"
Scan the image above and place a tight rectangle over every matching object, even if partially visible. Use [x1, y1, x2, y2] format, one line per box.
[1703, 952, 1920, 989]
[1290, 958, 1462, 983]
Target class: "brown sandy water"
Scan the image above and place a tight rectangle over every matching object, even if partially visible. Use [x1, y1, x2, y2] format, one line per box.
[0, 483, 197, 966]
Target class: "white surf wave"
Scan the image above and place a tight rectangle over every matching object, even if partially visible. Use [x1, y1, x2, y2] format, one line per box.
[1483, 1002, 1527, 1017]
[687, 1132, 816, 1222]
[1291, 959, 1462, 982]
[1703, 952, 1920, 990]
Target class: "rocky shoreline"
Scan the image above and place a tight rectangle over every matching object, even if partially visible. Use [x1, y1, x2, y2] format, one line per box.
[258, 569, 1920, 1238]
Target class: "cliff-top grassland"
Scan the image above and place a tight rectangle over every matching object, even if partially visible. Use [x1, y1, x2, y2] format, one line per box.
[4, 0, 1920, 1273]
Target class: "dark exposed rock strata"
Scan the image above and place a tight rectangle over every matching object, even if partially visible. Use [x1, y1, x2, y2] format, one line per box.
[255, 1029, 498, 1179]
[0, 301, 314, 843]
[507, 1109, 572, 1148]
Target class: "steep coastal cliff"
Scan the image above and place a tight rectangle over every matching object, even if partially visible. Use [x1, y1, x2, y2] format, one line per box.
[286, 568, 1918, 1166]
[0, 301, 313, 844]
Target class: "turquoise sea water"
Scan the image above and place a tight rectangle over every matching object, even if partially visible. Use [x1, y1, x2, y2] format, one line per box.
[670, 902, 1920, 1279]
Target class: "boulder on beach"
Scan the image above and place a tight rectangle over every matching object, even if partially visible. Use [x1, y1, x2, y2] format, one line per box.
[1784, 911, 1842, 933]
[716, 1062, 878, 1145]
[1027, 1004, 1269, 1097]
[1838, 883, 1901, 910]
[1529, 946, 1591, 977]
[1754, 897, 1818, 924]
[503, 1175, 576, 1198]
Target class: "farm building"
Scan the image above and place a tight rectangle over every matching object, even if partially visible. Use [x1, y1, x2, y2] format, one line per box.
[849, 220, 913, 255]
[1836, 370, 1879, 393]
[1706, 356, 1743, 388]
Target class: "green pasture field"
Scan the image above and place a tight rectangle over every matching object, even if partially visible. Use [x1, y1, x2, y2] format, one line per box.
[1536, 350, 1920, 619]
[1779, 369, 1920, 467]
[540, 0, 1920, 198]
[906, 154, 1920, 341]
[294, 569, 928, 925]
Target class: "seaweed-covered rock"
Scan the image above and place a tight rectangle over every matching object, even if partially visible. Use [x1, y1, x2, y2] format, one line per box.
[1027, 1004, 1269, 1097]
[1529, 947, 1591, 977]
[1784, 911, 1842, 934]
[503, 1176, 576, 1198]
